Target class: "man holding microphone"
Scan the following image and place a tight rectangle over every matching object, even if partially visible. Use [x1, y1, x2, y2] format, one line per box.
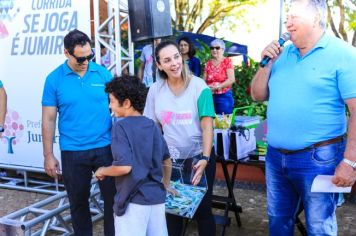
[251, 0, 356, 235]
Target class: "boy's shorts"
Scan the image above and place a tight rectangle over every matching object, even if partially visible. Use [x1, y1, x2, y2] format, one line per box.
[114, 203, 167, 236]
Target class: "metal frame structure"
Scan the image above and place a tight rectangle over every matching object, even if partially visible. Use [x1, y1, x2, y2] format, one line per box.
[0, 181, 103, 236]
[0, 164, 64, 194]
[93, 0, 134, 76]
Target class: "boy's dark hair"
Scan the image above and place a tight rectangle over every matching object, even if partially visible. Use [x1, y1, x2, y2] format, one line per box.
[178, 36, 196, 58]
[64, 29, 91, 55]
[105, 75, 148, 113]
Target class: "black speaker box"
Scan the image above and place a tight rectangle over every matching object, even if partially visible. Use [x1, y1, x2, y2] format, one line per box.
[128, 0, 172, 42]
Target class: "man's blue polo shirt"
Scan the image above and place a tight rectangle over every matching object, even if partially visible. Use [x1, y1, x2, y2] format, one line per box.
[0, 80, 3, 88]
[267, 34, 356, 150]
[42, 61, 112, 151]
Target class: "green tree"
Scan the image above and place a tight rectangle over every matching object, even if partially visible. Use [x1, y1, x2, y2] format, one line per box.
[326, 0, 355, 46]
[172, 0, 265, 34]
[232, 58, 268, 118]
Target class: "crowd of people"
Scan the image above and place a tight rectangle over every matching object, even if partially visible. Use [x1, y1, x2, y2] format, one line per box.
[0, 0, 355, 235]
[138, 36, 236, 115]
[39, 28, 222, 236]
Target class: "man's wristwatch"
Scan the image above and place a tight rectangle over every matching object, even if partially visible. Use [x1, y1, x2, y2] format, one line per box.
[342, 158, 356, 170]
[0, 125, 4, 133]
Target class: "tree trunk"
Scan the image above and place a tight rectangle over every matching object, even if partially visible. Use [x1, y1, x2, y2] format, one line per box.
[185, 0, 204, 32]
[174, 0, 189, 31]
[327, 3, 341, 39]
[337, 0, 348, 41]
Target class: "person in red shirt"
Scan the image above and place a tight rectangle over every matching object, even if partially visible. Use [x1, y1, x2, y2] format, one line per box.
[204, 39, 235, 114]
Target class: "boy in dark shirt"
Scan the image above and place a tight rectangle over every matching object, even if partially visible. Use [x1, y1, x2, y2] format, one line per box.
[95, 75, 172, 236]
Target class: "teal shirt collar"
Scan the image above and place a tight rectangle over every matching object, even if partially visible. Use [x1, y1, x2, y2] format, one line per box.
[290, 33, 330, 58]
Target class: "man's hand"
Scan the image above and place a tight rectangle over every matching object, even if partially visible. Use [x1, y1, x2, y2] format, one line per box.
[44, 154, 60, 179]
[261, 40, 284, 67]
[95, 167, 106, 181]
[191, 160, 208, 186]
[332, 161, 356, 187]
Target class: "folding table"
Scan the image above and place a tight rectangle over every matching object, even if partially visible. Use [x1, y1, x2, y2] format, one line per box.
[212, 154, 307, 236]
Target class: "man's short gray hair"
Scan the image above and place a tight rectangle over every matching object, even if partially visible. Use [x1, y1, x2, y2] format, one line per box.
[291, 0, 327, 29]
[307, 0, 327, 29]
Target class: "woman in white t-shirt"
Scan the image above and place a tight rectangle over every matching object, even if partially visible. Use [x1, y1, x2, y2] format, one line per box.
[144, 41, 216, 236]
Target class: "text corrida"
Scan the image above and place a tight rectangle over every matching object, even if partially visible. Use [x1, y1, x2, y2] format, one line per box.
[11, 0, 77, 56]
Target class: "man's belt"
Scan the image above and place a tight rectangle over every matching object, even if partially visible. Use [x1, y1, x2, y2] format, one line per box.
[277, 135, 345, 155]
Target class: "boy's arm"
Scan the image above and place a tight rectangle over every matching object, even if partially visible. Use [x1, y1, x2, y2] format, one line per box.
[95, 165, 132, 181]
[162, 158, 178, 196]
[162, 158, 172, 188]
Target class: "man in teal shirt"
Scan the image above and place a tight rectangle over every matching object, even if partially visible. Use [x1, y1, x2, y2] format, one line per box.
[251, 0, 356, 235]
[0, 80, 7, 138]
[42, 29, 115, 236]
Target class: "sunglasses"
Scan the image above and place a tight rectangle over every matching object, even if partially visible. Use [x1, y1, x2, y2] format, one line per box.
[210, 46, 221, 50]
[71, 50, 95, 64]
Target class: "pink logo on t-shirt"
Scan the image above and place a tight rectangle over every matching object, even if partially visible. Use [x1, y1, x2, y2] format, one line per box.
[161, 111, 174, 126]
[175, 112, 192, 125]
[175, 113, 192, 120]
[161, 111, 193, 126]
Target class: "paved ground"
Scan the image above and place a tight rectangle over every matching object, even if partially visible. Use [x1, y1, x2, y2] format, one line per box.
[1, 181, 356, 236]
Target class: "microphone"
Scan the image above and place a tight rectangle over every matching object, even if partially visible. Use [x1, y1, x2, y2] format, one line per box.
[259, 32, 290, 68]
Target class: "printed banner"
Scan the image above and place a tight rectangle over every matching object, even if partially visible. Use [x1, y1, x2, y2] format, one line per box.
[0, 0, 91, 169]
